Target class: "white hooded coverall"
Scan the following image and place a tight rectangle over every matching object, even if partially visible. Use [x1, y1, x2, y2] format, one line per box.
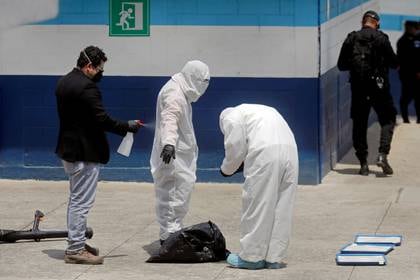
[150, 60, 210, 240]
[219, 104, 298, 263]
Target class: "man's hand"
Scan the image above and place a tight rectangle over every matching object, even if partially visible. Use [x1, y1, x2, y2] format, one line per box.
[160, 144, 176, 164]
[128, 120, 142, 133]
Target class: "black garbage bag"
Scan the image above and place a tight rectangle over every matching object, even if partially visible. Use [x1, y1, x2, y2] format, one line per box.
[147, 221, 229, 263]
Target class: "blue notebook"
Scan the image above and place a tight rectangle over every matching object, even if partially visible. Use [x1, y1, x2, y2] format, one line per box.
[336, 253, 387, 266]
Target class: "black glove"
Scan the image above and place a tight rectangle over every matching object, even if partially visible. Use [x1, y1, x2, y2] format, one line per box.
[220, 169, 231, 177]
[160, 144, 176, 164]
[128, 120, 141, 133]
[234, 162, 244, 174]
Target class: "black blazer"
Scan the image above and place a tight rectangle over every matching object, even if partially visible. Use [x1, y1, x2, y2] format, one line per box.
[55, 68, 129, 164]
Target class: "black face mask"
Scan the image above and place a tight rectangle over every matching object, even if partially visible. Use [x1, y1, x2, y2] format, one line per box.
[92, 71, 103, 83]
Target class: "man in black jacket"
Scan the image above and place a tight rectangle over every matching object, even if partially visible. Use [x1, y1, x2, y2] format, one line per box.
[397, 20, 420, 123]
[337, 11, 399, 176]
[55, 46, 141, 264]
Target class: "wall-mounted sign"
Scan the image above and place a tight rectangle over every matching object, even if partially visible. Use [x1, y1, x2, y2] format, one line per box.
[109, 0, 150, 36]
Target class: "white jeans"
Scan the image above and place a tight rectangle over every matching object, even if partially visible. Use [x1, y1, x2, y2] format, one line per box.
[62, 160, 99, 253]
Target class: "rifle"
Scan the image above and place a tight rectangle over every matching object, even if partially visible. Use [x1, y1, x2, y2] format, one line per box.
[0, 210, 93, 243]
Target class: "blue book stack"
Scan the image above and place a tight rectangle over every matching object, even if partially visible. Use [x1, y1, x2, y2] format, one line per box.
[336, 234, 402, 266]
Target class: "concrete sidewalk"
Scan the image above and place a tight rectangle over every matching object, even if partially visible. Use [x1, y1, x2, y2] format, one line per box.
[1, 121, 420, 280]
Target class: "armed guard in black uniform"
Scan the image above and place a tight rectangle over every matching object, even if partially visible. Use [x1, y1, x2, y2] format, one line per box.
[337, 10, 399, 176]
[397, 20, 420, 123]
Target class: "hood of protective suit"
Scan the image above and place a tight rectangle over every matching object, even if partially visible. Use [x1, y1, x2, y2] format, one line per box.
[171, 60, 210, 103]
[219, 107, 235, 134]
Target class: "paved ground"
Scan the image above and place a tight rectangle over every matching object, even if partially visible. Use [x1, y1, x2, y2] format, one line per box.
[1, 120, 420, 280]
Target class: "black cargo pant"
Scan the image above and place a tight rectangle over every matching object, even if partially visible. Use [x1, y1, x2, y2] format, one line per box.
[350, 80, 397, 163]
[400, 77, 420, 122]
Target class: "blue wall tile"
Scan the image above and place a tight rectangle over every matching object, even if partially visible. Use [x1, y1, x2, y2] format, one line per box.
[60, 0, 83, 13]
[168, 0, 197, 14]
[198, 0, 237, 14]
[238, 0, 280, 15]
[84, 0, 108, 13]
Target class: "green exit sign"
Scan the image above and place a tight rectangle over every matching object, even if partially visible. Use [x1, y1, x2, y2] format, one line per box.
[109, 0, 150, 36]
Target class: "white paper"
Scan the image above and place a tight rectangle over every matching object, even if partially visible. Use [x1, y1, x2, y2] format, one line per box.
[117, 132, 134, 157]
[336, 254, 386, 265]
[341, 243, 393, 254]
[355, 235, 402, 245]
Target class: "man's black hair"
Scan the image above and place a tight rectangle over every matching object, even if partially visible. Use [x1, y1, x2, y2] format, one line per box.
[77, 46, 107, 68]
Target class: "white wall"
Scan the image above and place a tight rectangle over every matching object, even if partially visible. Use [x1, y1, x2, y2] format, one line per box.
[0, 25, 318, 78]
[320, 0, 380, 75]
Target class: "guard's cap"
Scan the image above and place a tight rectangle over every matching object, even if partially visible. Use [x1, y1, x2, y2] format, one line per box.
[363, 10, 380, 21]
[404, 20, 418, 28]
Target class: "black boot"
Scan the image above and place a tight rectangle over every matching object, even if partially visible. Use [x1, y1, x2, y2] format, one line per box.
[376, 154, 393, 175]
[359, 162, 369, 176]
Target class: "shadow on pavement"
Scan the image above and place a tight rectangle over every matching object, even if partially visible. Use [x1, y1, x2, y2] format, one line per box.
[142, 240, 160, 257]
[104, 254, 128, 258]
[42, 249, 128, 260]
[42, 249, 64, 260]
[333, 167, 390, 178]
[337, 122, 382, 165]
[0, 239, 66, 245]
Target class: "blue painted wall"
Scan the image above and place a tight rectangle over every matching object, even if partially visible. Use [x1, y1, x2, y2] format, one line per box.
[381, 14, 420, 31]
[40, 0, 317, 26]
[40, 0, 373, 26]
[319, 67, 353, 177]
[0, 75, 319, 184]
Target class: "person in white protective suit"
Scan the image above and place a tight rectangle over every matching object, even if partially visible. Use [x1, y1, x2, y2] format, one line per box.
[219, 104, 298, 270]
[150, 60, 210, 243]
